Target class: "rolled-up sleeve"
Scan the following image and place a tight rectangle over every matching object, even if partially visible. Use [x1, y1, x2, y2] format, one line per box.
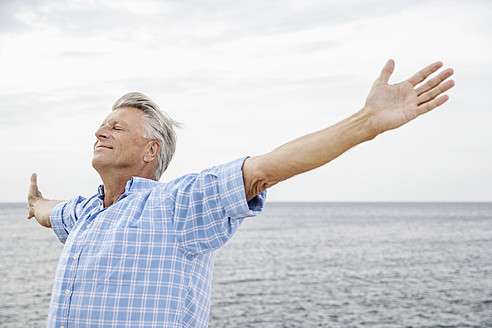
[217, 157, 266, 219]
[169, 157, 267, 254]
[50, 196, 86, 244]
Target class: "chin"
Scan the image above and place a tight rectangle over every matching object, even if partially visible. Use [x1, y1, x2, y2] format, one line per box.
[91, 156, 107, 172]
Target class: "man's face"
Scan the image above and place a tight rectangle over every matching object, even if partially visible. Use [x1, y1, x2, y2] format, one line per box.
[92, 107, 150, 175]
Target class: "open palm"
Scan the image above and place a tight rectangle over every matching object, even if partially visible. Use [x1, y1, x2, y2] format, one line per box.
[364, 60, 454, 136]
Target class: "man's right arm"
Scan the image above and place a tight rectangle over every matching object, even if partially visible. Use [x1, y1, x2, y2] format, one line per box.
[27, 173, 64, 228]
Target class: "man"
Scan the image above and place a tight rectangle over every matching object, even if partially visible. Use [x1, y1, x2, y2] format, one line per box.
[28, 59, 454, 327]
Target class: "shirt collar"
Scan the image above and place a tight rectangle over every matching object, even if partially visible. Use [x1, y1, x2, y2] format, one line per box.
[124, 177, 161, 194]
[97, 177, 161, 200]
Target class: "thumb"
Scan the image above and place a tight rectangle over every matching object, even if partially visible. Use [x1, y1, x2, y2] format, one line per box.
[29, 173, 42, 198]
[377, 59, 395, 84]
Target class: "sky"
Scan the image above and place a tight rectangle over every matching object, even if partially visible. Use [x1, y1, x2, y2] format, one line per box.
[0, 0, 491, 202]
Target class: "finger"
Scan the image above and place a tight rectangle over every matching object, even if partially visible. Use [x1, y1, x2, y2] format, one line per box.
[377, 59, 395, 84]
[27, 173, 40, 219]
[30, 173, 37, 185]
[417, 94, 449, 116]
[27, 202, 37, 219]
[416, 68, 454, 96]
[29, 173, 40, 194]
[417, 79, 455, 105]
[408, 61, 443, 87]
[28, 173, 42, 200]
[27, 204, 34, 220]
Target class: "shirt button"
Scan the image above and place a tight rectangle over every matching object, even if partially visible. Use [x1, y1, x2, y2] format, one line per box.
[65, 289, 70, 295]
[73, 254, 78, 260]
[86, 223, 91, 229]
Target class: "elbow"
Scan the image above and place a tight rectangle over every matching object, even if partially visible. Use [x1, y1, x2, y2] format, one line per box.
[246, 178, 274, 202]
[242, 156, 278, 201]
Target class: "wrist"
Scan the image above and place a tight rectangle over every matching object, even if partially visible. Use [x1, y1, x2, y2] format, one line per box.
[348, 109, 379, 142]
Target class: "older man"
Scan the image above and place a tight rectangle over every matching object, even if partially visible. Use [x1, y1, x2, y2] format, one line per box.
[28, 60, 454, 327]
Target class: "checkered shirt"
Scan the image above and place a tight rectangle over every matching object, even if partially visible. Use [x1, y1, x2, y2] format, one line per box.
[47, 157, 266, 327]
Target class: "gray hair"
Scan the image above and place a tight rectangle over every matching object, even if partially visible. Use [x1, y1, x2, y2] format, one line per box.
[112, 92, 180, 180]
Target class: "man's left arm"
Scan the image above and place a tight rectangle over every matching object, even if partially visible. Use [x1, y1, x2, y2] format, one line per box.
[242, 60, 455, 201]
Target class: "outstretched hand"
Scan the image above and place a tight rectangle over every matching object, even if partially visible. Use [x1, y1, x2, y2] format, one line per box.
[363, 59, 454, 136]
[27, 173, 43, 220]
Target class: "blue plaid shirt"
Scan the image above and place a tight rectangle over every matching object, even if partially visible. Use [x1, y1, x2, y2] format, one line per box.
[47, 157, 266, 327]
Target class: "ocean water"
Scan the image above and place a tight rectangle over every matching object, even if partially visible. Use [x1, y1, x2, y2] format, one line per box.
[1, 202, 491, 327]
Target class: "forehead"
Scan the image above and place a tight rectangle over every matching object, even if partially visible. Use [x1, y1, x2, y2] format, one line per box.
[103, 107, 144, 127]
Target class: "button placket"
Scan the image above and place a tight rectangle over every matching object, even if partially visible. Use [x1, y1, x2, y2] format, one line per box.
[59, 204, 105, 326]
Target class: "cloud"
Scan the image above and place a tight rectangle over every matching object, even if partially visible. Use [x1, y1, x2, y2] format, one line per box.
[0, 0, 41, 33]
[108, 71, 224, 95]
[0, 0, 431, 47]
[1, 0, 491, 202]
[0, 89, 112, 129]
[57, 51, 104, 59]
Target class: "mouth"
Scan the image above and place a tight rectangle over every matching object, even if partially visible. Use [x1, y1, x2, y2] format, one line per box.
[95, 144, 113, 150]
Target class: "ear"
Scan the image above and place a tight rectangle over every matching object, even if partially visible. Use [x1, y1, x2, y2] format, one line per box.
[143, 140, 161, 163]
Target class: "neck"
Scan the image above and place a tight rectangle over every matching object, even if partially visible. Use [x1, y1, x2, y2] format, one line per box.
[100, 174, 131, 208]
[98, 168, 155, 208]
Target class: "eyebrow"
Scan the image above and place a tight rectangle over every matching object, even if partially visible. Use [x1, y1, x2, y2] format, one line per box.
[100, 119, 128, 128]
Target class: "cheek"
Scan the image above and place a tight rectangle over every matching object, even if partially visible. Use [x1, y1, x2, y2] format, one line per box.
[119, 137, 146, 158]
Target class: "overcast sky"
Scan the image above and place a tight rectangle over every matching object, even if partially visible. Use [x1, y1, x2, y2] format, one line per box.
[1, 0, 491, 202]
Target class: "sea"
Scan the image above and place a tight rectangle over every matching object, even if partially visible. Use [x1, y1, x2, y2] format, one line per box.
[1, 202, 491, 328]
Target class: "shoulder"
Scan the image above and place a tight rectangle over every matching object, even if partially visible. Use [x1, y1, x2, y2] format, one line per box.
[164, 157, 248, 190]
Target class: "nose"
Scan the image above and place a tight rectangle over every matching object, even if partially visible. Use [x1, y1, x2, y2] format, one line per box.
[95, 125, 110, 140]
